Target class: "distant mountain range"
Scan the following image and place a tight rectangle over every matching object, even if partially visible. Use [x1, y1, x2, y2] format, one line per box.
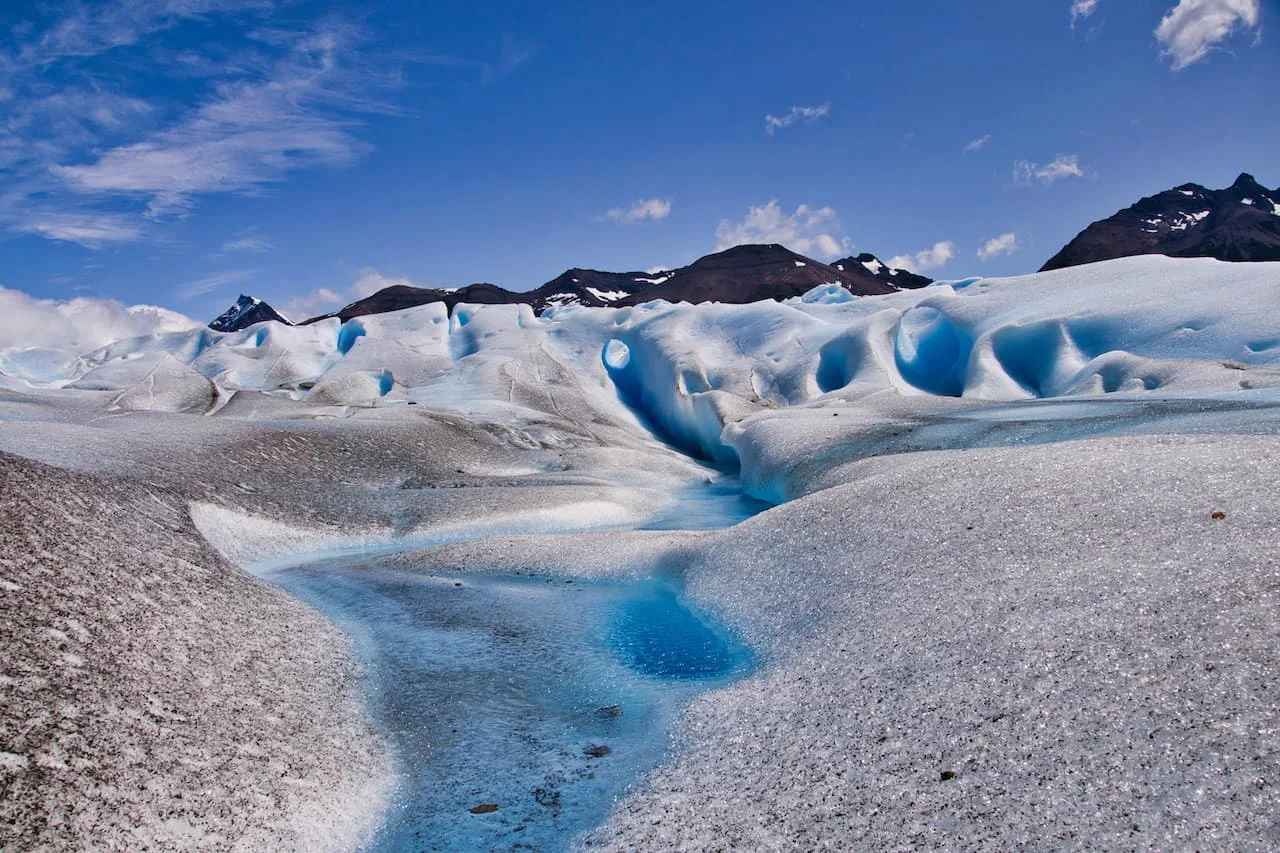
[210, 172, 1279, 331]
[210, 244, 931, 331]
[1042, 172, 1279, 271]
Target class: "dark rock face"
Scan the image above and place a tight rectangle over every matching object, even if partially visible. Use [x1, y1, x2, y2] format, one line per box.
[829, 252, 933, 291]
[1042, 173, 1280, 272]
[209, 295, 292, 332]
[615, 244, 902, 307]
[322, 283, 515, 324]
[298, 244, 934, 325]
[308, 273, 651, 325]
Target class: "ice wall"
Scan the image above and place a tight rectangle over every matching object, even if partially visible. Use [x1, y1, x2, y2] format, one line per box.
[2, 256, 1277, 463]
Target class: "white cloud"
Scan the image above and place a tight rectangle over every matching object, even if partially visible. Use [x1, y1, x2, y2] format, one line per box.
[180, 268, 260, 299]
[12, 212, 146, 248]
[282, 268, 423, 321]
[21, 0, 274, 65]
[977, 232, 1020, 261]
[0, 284, 197, 354]
[1014, 154, 1086, 185]
[598, 198, 672, 224]
[219, 235, 274, 253]
[282, 287, 345, 321]
[888, 241, 956, 273]
[1155, 0, 1260, 70]
[715, 200, 848, 259]
[1071, 0, 1101, 27]
[764, 103, 831, 135]
[0, 9, 404, 247]
[963, 134, 991, 154]
[351, 268, 418, 297]
[53, 29, 374, 219]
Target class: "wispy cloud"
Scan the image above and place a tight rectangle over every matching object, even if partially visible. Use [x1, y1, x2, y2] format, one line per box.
[0, 3, 412, 247]
[715, 200, 848, 259]
[52, 25, 380, 219]
[889, 241, 955, 273]
[977, 232, 1019, 261]
[598, 198, 672, 224]
[20, 0, 274, 66]
[963, 134, 991, 154]
[12, 212, 147, 248]
[1070, 0, 1101, 27]
[180, 268, 260, 299]
[219, 234, 274, 253]
[481, 33, 538, 83]
[764, 102, 831, 135]
[1155, 0, 1260, 70]
[1014, 154, 1086, 185]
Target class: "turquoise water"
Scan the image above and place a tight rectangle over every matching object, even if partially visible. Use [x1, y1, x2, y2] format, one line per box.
[274, 564, 753, 852]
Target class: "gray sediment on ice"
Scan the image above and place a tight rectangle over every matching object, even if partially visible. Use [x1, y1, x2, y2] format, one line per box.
[579, 435, 1280, 849]
[0, 450, 390, 851]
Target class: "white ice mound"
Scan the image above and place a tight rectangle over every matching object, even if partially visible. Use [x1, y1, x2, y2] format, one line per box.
[16, 256, 1280, 463]
[0, 287, 198, 386]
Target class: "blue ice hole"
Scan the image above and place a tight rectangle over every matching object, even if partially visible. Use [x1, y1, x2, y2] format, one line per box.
[337, 319, 366, 354]
[608, 584, 748, 679]
[270, 564, 754, 852]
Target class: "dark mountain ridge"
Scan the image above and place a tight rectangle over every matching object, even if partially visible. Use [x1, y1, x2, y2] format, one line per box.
[1042, 173, 1280, 271]
[208, 244, 931, 330]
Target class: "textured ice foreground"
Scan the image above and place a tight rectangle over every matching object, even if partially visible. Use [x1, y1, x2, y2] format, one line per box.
[3, 255, 1280, 849]
[582, 435, 1280, 849]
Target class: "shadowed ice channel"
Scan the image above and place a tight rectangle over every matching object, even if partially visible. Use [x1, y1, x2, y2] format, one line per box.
[274, 563, 754, 852]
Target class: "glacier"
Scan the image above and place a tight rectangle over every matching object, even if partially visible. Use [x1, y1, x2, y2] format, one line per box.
[3, 254, 1280, 849]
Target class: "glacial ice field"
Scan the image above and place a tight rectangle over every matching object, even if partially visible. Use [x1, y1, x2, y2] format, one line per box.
[3, 254, 1280, 850]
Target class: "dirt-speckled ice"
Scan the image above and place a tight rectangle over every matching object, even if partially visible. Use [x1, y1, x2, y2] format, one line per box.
[2, 255, 1280, 850]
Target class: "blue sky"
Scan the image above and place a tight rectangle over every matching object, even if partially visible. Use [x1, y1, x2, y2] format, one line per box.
[0, 0, 1275, 321]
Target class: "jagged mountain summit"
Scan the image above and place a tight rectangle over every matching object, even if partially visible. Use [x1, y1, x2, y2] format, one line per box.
[207, 245, 934, 329]
[313, 271, 654, 324]
[208, 295, 291, 332]
[309, 244, 933, 325]
[830, 252, 933, 291]
[1042, 172, 1280, 272]
[611, 244, 922, 307]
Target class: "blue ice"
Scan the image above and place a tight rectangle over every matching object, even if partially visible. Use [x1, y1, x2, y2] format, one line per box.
[274, 564, 753, 852]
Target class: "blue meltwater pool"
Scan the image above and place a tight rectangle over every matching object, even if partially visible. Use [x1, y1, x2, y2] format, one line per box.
[274, 563, 754, 852]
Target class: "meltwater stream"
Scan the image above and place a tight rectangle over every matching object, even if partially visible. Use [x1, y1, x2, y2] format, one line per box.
[269, 478, 762, 852]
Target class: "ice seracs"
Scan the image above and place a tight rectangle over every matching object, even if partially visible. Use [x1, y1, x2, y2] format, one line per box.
[8, 256, 1279, 460]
